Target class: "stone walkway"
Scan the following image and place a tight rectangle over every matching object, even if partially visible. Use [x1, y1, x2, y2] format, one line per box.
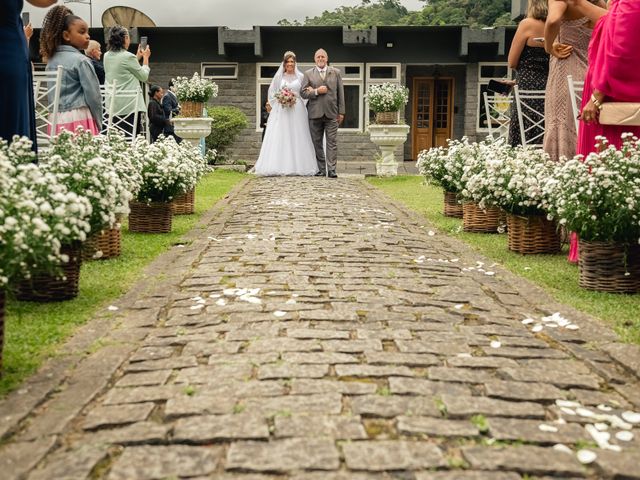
[1, 177, 640, 479]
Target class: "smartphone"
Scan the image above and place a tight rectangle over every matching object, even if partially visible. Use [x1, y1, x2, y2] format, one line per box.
[533, 37, 544, 42]
[487, 79, 513, 95]
[21, 11, 30, 26]
[139, 36, 148, 51]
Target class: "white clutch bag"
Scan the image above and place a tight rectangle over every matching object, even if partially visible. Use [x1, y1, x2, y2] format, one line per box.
[599, 102, 640, 126]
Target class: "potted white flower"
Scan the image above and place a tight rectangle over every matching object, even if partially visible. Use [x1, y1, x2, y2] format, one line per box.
[365, 82, 409, 125]
[1, 137, 92, 303]
[172, 72, 218, 117]
[417, 137, 473, 218]
[545, 134, 640, 293]
[129, 136, 201, 233]
[170, 137, 209, 215]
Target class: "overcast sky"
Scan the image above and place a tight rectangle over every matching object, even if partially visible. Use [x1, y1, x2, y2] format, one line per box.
[23, 0, 425, 28]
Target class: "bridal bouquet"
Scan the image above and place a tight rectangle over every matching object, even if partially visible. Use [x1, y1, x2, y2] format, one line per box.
[275, 86, 297, 108]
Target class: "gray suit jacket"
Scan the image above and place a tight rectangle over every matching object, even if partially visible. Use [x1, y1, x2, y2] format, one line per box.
[301, 66, 345, 119]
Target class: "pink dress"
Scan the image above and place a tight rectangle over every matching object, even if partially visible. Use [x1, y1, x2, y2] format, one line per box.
[569, 0, 640, 262]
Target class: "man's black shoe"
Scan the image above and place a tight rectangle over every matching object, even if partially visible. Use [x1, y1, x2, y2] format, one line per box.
[328, 172, 338, 178]
[314, 172, 324, 177]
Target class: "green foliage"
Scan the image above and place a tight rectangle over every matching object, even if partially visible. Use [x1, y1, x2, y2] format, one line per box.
[367, 176, 640, 344]
[205, 106, 248, 161]
[471, 414, 490, 433]
[278, 0, 512, 27]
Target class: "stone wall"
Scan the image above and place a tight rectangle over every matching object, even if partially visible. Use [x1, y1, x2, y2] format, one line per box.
[464, 63, 481, 143]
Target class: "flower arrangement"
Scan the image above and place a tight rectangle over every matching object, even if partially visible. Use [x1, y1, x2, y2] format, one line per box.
[43, 129, 131, 233]
[172, 73, 219, 103]
[0, 137, 92, 287]
[275, 86, 297, 108]
[457, 137, 508, 208]
[544, 134, 640, 243]
[132, 136, 203, 204]
[417, 137, 474, 193]
[365, 82, 409, 113]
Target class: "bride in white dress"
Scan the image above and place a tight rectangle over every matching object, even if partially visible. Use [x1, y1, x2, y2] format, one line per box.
[254, 51, 318, 176]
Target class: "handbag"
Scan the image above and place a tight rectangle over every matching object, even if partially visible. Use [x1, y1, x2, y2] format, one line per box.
[599, 102, 640, 126]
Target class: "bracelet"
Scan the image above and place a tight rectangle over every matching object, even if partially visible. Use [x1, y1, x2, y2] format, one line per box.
[590, 93, 603, 110]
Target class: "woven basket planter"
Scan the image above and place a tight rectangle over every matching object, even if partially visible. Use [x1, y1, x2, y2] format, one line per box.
[463, 202, 504, 233]
[172, 189, 195, 215]
[129, 201, 172, 233]
[0, 289, 5, 376]
[16, 243, 82, 302]
[506, 214, 561, 255]
[180, 101, 204, 118]
[375, 111, 398, 125]
[579, 241, 640, 293]
[83, 225, 122, 260]
[443, 191, 463, 218]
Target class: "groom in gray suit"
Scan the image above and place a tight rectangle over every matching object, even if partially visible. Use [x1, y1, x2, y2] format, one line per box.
[301, 49, 345, 178]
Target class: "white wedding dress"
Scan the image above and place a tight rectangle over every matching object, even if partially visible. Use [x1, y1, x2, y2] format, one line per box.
[254, 69, 318, 176]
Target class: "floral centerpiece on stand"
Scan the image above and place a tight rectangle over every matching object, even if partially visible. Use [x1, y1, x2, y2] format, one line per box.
[366, 82, 409, 124]
[417, 137, 475, 218]
[544, 134, 640, 292]
[1, 136, 92, 303]
[172, 72, 218, 117]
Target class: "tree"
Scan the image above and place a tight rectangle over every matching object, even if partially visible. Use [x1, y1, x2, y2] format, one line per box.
[278, 0, 409, 28]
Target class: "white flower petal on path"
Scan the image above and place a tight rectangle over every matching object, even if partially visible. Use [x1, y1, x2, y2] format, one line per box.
[246, 234, 257, 239]
[190, 304, 204, 310]
[556, 400, 581, 408]
[576, 449, 597, 464]
[216, 299, 227, 306]
[223, 288, 239, 296]
[107, 305, 119, 311]
[457, 353, 473, 358]
[209, 294, 222, 299]
[485, 271, 495, 276]
[239, 295, 261, 304]
[622, 411, 640, 424]
[522, 318, 535, 325]
[428, 230, 435, 236]
[597, 404, 613, 412]
[490, 340, 501, 349]
[286, 299, 297, 305]
[191, 296, 203, 301]
[560, 407, 576, 416]
[197, 299, 206, 305]
[532, 325, 544, 333]
[615, 430, 634, 442]
[454, 304, 464, 310]
[565, 324, 580, 330]
[594, 423, 609, 431]
[539, 424, 558, 432]
[553, 444, 573, 455]
[576, 408, 595, 418]
[273, 310, 286, 318]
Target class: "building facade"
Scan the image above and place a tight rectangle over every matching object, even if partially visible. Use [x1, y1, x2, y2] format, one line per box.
[32, 25, 516, 164]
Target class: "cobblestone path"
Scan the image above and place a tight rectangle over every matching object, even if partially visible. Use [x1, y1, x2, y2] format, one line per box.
[2, 177, 640, 479]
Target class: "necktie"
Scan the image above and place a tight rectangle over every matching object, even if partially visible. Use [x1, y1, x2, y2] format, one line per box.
[319, 69, 326, 80]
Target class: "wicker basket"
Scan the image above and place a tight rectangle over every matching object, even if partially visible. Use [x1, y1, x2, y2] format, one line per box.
[579, 241, 640, 293]
[506, 214, 561, 255]
[180, 101, 204, 118]
[463, 202, 504, 233]
[172, 189, 195, 215]
[0, 289, 5, 376]
[16, 243, 82, 302]
[83, 225, 122, 260]
[375, 111, 398, 124]
[443, 191, 463, 218]
[129, 201, 172, 233]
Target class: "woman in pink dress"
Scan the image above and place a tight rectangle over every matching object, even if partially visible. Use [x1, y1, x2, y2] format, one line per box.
[563, 0, 640, 262]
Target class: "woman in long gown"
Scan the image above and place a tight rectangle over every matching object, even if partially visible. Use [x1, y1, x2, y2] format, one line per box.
[254, 51, 318, 176]
[0, 0, 58, 149]
[561, 0, 640, 262]
[507, 0, 550, 147]
[543, 0, 604, 161]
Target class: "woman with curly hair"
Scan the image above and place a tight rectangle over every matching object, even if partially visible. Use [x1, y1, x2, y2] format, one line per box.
[103, 25, 151, 136]
[0, 0, 58, 149]
[40, 5, 102, 134]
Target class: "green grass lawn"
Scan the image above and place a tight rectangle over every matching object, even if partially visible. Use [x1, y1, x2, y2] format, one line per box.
[1, 170, 246, 397]
[368, 176, 640, 344]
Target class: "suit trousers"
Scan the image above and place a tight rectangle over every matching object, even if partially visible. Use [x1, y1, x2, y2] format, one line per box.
[309, 115, 338, 174]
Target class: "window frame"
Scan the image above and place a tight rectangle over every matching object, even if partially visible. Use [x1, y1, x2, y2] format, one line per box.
[364, 62, 403, 130]
[200, 62, 239, 80]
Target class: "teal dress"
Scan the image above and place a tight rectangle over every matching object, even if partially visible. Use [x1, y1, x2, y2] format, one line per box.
[0, 0, 37, 150]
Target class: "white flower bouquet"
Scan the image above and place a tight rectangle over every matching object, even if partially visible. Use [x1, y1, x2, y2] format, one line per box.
[172, 72, 219, 103]
[417, 137, 474, 194]
[544, 134, 640, 243]
[365, 82, 409, 113]
[44, 129, 131, 233]
[132, 136, 203, 204]
[0, 137, 92, 287]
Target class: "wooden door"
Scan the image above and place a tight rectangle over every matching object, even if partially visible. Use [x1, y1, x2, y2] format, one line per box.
[412, 77, 454, 158]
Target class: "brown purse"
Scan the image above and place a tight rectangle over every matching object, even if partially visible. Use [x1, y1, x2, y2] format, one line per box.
[599, 102, 640, 126]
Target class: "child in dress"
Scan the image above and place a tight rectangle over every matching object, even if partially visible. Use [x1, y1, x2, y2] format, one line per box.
[40, 6, 102, 134]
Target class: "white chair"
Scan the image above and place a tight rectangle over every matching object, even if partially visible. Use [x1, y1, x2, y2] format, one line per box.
[513, 86, 547, 147]
[567, 74, 584, 131]
[105, 83, 142, 141]
[483, 90, 513, 141]
[32, 65, 63, 149]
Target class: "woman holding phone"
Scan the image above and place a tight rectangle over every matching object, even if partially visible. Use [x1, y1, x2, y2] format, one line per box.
[0, 0, 58, 150]
[506, 0, 550, 147]
[103, 25, 151, 136]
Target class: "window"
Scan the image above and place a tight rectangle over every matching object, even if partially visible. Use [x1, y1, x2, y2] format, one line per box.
[477, 62, 514, 132]
[201, 63, 238, 80]
[365, 63, 402, 127]
[255, 62, 364, 132]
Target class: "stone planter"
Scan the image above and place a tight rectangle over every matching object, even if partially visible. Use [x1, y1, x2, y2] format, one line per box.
[368, 124, 410, 177]
[173, 117, 213, 148]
